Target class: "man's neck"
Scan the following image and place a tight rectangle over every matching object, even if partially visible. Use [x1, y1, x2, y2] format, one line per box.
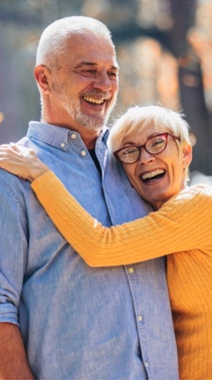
[40, 116, 101, 149]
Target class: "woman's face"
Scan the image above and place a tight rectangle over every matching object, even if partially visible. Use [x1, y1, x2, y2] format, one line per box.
[121, 124, 192, 210]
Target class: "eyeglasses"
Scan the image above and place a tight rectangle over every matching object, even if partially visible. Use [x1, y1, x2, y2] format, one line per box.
[114, 132, 180, 164]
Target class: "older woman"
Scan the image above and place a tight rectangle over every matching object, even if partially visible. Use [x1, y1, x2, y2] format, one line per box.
[0, 105, 211, 380]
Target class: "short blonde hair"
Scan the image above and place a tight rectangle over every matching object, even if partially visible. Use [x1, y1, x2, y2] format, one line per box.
[109, 105, 191, 152]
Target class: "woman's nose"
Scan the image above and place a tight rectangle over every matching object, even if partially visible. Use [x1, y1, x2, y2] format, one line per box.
[138, 148, 155, 165]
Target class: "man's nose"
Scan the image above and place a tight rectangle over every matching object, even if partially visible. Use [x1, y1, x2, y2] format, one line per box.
[93, 71, 112, 91]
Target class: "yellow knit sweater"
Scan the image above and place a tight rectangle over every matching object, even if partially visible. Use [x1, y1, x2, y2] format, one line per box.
[32, 171, 212, 380]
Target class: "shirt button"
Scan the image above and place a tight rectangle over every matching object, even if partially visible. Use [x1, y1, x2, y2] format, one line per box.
[81, 150, 87, 157]
[60, 142, 65, 148]
[128, 267, 134, 274]
[137, 315, 143, 322]
[144, 361, 149, 368]
[71, 133, 77, 139]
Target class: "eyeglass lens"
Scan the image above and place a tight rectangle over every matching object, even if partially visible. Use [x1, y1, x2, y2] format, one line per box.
[117, 134, 167, 164]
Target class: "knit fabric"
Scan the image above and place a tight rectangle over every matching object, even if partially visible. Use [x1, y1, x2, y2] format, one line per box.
[32, 171, 212, 380]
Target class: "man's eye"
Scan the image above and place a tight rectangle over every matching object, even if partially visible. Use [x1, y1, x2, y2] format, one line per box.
[81, 69, 96, 76]
[108, 71, 117, 79]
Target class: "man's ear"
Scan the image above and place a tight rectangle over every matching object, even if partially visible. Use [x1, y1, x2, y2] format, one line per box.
[34, 65, 51, 94]
[182, 143, 192, 166]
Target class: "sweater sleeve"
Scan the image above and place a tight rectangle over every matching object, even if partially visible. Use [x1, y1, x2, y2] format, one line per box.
[31, 171, 212, 267]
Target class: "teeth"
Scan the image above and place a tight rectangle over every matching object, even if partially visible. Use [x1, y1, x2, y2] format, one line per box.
[84, 97, 104, 104]
[142, 169, 165, 180]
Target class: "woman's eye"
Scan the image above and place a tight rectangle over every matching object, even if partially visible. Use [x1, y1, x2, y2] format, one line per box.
[152, 139, 163, 147]
[123, 148, 138, 155]
[150, 137, 165, 148]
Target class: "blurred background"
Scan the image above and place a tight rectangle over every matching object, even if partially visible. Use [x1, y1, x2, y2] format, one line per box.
[0, 0, 212, 179]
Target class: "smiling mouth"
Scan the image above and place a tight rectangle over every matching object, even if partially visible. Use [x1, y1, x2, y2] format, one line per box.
[83, 96, 106, 105]
[141, 169, 165, 183]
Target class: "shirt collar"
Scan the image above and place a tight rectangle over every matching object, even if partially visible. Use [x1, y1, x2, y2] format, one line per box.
[27, 121, 109, 150]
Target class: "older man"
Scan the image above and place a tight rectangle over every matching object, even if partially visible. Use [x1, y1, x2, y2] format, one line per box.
[0, 16, 179, 379]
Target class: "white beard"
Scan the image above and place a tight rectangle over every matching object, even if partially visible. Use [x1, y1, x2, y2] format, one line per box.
[52, 78, 116, 131]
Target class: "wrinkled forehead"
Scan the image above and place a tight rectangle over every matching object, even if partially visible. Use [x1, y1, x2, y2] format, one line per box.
[57, 32, 118, 66]
[66, 31, 115, 53]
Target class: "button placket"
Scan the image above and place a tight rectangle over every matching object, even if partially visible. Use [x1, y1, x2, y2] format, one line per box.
[128, 267, 134, 274]
[125, 264, 150, 374]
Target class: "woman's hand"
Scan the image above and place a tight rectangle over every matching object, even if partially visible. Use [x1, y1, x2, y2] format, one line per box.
[0, 143, 49, 182]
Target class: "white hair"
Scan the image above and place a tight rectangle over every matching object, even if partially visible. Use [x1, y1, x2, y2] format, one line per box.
[36, 16, 114, 69]
[109, 105, 191, 153]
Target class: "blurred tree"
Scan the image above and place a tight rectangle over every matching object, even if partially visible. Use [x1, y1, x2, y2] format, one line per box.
[167, 0, 212, 173]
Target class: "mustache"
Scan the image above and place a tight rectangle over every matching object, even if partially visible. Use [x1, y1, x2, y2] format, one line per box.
[82, 90, 111, 100]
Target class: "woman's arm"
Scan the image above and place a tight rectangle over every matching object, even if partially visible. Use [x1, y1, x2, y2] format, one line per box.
[32, 171, 212, 267]
[0, 144, 211, 267]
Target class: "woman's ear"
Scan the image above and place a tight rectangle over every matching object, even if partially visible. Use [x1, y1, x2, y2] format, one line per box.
[34, 65, 51, 94]
[182, 143, 192, 166]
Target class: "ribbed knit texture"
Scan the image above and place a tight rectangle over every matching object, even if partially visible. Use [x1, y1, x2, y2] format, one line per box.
[32, 171, 212, 380]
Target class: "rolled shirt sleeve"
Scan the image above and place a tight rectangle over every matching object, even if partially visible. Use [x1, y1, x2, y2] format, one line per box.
[0, 175, 28, 325]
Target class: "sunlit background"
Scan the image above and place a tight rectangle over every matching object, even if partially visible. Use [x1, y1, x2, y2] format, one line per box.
[0, 0, 212, 180]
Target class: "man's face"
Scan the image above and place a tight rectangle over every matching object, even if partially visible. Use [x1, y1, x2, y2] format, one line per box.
[49, 33, 119, 132]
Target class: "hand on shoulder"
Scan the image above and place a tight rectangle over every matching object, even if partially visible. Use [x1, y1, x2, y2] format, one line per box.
[0, 143, 49, 181]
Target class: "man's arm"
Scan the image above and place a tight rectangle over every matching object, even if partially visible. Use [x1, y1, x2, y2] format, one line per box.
[0, 323, 34, 379]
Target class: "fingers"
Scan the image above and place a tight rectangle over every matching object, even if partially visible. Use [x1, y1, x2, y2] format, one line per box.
[0, 143, 49, 181]
[0, 144, 33, 172]
[0, 143, 35, 159]
[0, 143, 20, 157]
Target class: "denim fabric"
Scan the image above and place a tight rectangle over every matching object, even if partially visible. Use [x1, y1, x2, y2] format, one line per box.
[0, 122, 179, 380]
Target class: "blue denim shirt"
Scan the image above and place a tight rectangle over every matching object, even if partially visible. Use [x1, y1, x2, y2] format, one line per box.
[0, 122, 179, 380]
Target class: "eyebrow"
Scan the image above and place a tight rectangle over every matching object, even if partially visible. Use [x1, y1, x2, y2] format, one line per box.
[122, 141, 136, 147]
[122, 133, 165, 147]
[74, 62, 119, 70]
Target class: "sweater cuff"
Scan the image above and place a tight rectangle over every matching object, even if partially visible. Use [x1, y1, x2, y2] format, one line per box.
[31, 170, 56, 195]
